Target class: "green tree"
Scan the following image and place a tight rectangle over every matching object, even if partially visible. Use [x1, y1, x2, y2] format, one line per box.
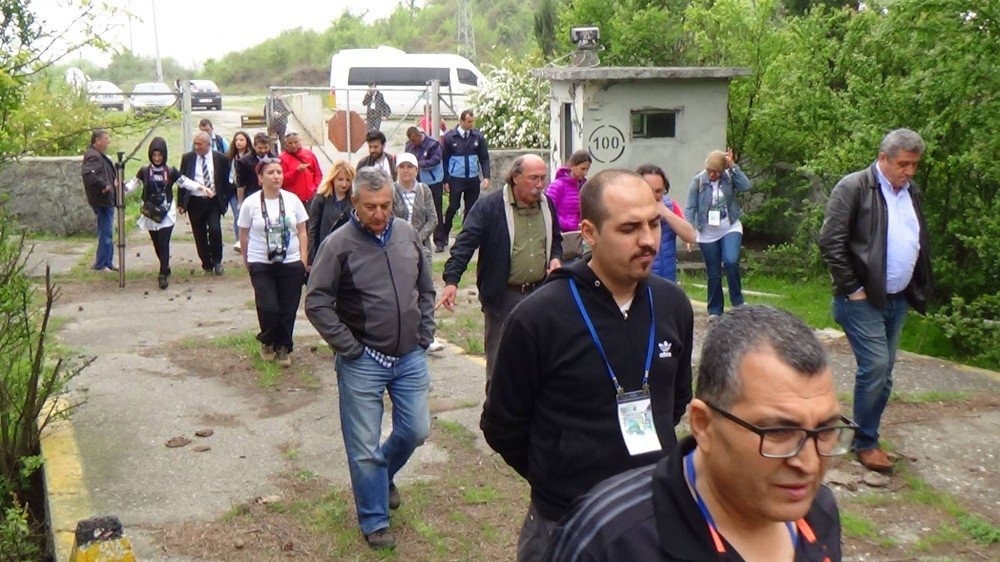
[534, 0, 560, 58]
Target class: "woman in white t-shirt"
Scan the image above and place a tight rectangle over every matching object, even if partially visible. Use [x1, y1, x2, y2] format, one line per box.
[684, 149, 752, 320]
[238, 158, 309, 366]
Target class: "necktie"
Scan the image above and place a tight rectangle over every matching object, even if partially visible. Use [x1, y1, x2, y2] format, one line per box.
[201, 156, 212, 189]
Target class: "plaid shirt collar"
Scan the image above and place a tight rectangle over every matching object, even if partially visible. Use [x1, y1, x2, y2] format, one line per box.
[350, 210, 393, 246]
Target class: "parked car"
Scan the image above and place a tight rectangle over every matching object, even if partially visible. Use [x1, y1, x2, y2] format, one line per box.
[131, 82, 177, 115]
[189, 79, 222, 110]
[86, 80, 125, 111]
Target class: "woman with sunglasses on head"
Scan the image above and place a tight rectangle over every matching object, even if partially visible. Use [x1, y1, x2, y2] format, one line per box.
[226, 131, 253, 252]
[238, 158, 309, 367]
[685, 148, 752, 320]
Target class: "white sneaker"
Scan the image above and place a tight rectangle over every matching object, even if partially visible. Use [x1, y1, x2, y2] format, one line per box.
[428, 340, 445, 353]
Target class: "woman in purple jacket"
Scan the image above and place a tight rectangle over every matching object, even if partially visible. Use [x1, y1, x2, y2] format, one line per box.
[545, 150, 592, 233]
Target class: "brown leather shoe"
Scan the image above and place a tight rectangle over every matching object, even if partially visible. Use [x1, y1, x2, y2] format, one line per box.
[857, 448, 894, 472]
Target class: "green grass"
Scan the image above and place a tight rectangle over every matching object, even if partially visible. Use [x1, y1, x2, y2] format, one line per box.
[839, 511, 874, 538]
[206, 331, 284, 387]
[435, 419, 476, 449]
[677, 268, 994, 370]
[957, 514, 1000, 545]
[462, 485, 498, 505]
[889, 390, 968, 404]
[915, 524, 964, 551]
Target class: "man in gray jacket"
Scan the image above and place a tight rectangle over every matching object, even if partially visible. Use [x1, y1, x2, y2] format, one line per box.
[305, 167, 435, 550]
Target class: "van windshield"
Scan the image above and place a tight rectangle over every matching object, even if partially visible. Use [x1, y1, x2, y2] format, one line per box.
[348, 67, 451, 87]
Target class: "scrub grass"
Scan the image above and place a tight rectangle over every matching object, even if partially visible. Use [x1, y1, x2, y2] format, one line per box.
[157, 418, 530, 561]
[676, 268, 994, 370]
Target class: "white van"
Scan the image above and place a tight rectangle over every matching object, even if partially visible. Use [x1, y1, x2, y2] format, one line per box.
[329, 46, 485, 118]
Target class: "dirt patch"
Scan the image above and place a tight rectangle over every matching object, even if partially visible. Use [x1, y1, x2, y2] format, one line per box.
[165, 340, 333, 419]
[152, 418, 528, 561]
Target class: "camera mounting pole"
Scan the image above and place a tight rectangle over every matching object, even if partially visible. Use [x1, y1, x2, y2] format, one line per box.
[115, 151, 127, 288]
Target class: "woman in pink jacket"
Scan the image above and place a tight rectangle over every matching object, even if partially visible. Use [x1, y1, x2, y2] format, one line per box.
[545, 150, 592, 233]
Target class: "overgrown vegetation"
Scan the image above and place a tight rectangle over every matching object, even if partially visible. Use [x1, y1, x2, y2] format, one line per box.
[470, 57, 549, 149]
[0, 207, 89, 558]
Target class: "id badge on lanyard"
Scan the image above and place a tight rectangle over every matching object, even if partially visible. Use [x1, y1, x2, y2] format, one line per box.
[708, 210, 722, 226]
[617, 390, 660, 455]
[569, 279, 661, 456]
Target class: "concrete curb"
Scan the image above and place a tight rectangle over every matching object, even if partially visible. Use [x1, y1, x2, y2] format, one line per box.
[39, 398, 95, 562]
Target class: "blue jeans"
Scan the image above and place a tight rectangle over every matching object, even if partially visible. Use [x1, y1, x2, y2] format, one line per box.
[833, 294, 909, 451]
[228, 195, 240, 242]
[698, 232, 744, 315]
[336, 348, 430, 535]
[93, 206, 115, 269]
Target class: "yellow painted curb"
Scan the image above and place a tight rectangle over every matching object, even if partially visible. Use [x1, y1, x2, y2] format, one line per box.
[40, 398, 95, 562]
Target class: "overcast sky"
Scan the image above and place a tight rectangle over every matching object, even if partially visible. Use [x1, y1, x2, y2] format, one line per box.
[31, 0, 400, 69]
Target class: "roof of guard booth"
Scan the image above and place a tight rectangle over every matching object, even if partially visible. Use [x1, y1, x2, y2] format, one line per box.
[531, 67, 752, 81]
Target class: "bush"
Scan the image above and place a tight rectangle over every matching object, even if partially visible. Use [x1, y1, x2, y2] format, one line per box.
[0, 494, 41, 562]
[932, 294, 1000, 369]
[470, 58, 549, 149]
[2, 75, 104, 158]
[0, 203, 88, 519]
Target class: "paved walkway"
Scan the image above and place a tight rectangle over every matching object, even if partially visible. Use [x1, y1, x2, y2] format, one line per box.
[31, 218, 1000, 561]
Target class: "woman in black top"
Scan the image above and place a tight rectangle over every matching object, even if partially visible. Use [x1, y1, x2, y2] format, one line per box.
[124, 137, 200, 289]
[307, 160, 355, 267]
[226, 131, 253, 251]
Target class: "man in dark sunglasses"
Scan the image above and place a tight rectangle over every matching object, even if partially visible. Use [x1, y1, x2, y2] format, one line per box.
[545, 305, 850, 562]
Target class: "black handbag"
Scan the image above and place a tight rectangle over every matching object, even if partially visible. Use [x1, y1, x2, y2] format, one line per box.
[140, 199, 167, 223]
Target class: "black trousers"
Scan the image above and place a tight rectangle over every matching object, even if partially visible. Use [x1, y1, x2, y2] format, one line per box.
[248, 261, 305, 352]
[148, 227, 173, 275]
[187, 198, 223, 270]
[441, 177, 481, 242]
[428, 182, 445, 248]
[483, 287, 534, 390]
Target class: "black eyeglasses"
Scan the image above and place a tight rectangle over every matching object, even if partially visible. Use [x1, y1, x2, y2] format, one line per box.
[705, 401, 858, 459]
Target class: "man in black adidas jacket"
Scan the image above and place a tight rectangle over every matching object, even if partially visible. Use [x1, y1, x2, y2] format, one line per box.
[544, 306, 845, 562]
[481, 170, 694, 562]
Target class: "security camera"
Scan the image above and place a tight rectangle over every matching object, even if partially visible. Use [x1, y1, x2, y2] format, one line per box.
[570, 26, 600, 50]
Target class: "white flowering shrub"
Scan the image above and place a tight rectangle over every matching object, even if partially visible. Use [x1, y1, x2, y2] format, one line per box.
[471, 60, 550, 149]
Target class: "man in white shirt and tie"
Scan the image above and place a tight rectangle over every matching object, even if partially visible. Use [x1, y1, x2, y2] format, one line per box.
[179, 131, 233, 275]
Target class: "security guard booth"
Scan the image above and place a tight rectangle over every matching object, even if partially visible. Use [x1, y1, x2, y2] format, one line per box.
[532, 67, 750, 211]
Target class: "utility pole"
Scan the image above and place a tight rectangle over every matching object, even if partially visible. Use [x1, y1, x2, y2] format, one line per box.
[151, 0, 163, 82]
[456, 0, 476, 61]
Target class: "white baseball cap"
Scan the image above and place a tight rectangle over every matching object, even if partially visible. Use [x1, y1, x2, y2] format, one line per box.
[397, 152, 418, 168]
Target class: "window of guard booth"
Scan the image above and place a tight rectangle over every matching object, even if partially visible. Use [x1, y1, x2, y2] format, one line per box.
[631, 110, 678, 139]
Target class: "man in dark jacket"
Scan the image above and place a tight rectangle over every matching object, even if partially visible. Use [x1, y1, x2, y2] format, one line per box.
[179, 131, 233, 275]
[236, 132, 277, 205]
[405, 126, 446, 251]
[440, 109, 491, 246]
[438, 154, 562, 383]
[304, 167, 435, 551]
[818, 128, 932, 473]
[544, 306, 845, 562]
[80, 128, 118, 271]
[356, 130, 396, 180]
[481, 169, 694, 562]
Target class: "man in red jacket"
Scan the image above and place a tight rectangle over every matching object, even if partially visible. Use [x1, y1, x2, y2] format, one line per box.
[280, 132, 322, 204]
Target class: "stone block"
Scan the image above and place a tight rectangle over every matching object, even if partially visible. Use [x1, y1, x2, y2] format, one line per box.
[0, 156, 96, 235]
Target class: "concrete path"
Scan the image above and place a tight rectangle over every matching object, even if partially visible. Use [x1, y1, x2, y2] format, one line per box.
[31, 217, 1000, 561]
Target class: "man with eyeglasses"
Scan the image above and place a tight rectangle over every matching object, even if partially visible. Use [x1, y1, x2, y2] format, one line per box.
[438, 154, 562, 385]
[545, 305, 849, 562]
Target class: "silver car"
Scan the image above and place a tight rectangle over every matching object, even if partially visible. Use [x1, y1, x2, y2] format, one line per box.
[131, 82, 177, 115]
[87, 80, 126, 111]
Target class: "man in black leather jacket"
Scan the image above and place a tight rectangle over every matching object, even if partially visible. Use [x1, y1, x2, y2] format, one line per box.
[818, 128, 932, 473]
